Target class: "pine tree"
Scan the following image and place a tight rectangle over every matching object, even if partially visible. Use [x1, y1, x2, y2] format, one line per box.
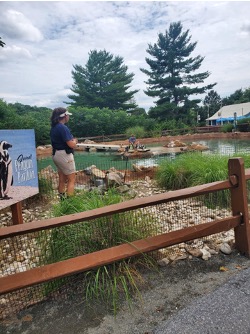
[203, 90, 222, 117]
[0, 37, 5, 47]
[68, 50, 139, 111]
[141, 22, 216, 120]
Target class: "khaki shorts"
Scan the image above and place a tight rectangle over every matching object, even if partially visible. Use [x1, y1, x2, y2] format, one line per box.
[52, 150, 76, 175]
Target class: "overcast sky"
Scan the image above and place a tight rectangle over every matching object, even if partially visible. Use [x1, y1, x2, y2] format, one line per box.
[0, 1, 250, 111]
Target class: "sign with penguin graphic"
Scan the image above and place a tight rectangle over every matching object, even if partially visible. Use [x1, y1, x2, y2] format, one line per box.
[0, 129, 39, 210]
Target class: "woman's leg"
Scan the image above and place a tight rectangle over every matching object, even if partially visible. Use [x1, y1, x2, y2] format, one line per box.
[58, 170, 67, 194]
[53, 151, 76, 196]
[67, 173, 76, 196]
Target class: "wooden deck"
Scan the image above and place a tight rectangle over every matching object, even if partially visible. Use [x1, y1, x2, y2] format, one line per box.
[76, 143, 121, 151]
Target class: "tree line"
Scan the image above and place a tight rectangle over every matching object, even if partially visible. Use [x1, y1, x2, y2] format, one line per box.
[1, 22, 250, 145]
[1, 85, 249, 146]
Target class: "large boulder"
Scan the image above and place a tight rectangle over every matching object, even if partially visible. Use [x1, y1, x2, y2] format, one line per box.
[164, 140, 186, 148]
[187, 142, 209, 151]
[121, 150, 153, 159]
[36, 146, 52, 156]
[105, 171, 124, 187]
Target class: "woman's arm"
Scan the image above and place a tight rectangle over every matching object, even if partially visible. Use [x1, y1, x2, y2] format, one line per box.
[66, 137, 78, 148]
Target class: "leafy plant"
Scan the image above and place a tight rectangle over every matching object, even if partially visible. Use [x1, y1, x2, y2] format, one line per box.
[40, 189, 158, 312]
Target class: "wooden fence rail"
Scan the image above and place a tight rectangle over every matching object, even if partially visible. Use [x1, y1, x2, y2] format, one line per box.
[161, 126, 222, 136]
[78, 126, 223, 142]
[0, 158, 250, 296]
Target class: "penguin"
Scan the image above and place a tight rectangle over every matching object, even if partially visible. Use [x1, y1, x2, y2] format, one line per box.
[0, 140, 13, 200]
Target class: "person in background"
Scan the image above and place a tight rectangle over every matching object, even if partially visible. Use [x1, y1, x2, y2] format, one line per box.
[50, 107, 78, 199]
[128, 134, 136, 149]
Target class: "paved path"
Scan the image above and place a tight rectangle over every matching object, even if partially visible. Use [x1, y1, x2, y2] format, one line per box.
[154, 267, 250, 334]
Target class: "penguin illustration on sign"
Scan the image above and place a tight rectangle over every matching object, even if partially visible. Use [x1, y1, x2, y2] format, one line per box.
[0, 140, 13, 199]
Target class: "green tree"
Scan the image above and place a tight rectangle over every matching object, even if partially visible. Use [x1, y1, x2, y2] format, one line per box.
[10, 102, 52, 116]
[222, 87, 250, 106]
[0, 100, 23, 130]
[0, 99, 13, 121]
[128, 107, 147, 117]
[203, 90, 222, 117]
[242, 87, 250, 102]
[141, 21, 216, 121]
[68, 50, 139, 111]
[67, 106, 154, 138]
[222, 89, 244, 106]
[0, 100, 52, 145]
[68, 107, 132, 137]
[0, 37, 5, 47]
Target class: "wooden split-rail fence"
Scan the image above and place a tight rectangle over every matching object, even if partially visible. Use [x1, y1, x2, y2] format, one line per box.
[0, 158, 250, 299]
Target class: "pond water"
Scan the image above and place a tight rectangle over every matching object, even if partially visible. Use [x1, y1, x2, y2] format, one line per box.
[37, 138, 250, 172]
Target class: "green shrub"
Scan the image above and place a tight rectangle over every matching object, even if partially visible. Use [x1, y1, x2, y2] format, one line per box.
[237, 117, 250, 124]
[125, 126, 145, 139]
[234, 117, 250, 132]
[221, 123, 234, 133]
[145, 127, 162, 138]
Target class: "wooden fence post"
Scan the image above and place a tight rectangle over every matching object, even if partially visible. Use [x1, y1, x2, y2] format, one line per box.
[228, 157, 250, 256]
[11, 202, 23, 225]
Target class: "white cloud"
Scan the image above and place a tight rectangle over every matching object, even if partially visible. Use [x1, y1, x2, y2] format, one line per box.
[0, 1, 250, 111]
[0, 45, 32, 62]
[1, 9, 43, 42]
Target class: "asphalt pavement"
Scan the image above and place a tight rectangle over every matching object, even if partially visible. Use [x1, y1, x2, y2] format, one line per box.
[154, 267, 250, 334]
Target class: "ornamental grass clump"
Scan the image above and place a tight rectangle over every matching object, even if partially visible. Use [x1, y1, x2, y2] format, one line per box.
[156, 152, 250, 208]
[84, 257, 156, 315]
[41, 188, 158, 313]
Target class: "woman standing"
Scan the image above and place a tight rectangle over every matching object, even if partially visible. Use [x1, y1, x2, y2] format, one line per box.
[50, 107, 78, 199]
